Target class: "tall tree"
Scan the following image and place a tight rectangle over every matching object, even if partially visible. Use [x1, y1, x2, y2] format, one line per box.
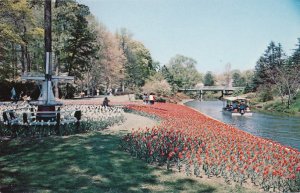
[253, 41, 285, 87]
[116, 29, 154, 90]
[291, 38, 300, 65]
[89, 21, 125, 94]
[165, 55, 202, 90]
[53, 0, 97, 78]
[0, 0, 32, 80]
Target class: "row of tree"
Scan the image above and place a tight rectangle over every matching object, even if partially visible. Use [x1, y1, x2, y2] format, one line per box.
[1, 0, 298, 106]
[0, 0, 157, 98]
[253, 40, 300, 108]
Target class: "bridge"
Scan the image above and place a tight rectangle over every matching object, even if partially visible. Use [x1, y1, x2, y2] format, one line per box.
[179, 86, 244, 101]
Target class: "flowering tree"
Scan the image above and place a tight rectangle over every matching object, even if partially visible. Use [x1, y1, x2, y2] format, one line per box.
[142, 73, 172, 97]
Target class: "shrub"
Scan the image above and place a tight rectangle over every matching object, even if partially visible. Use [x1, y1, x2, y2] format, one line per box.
[142, 79, 172, 97]
[156, 97, 166, 103]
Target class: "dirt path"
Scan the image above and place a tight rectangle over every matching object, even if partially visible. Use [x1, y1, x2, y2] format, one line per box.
[102, 112, 158, 136]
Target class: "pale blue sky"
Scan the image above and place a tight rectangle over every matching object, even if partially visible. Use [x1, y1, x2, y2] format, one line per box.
[78, 0, 300, 73]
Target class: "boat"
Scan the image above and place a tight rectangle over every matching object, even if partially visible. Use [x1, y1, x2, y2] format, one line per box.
[222, 96, 252, 116]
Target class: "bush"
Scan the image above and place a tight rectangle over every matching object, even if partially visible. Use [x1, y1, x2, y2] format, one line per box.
[257, 85, 273, 102]
[60, 84, 76, 99]
[142, 79, 172, 97]
[156, 97, 166, 103]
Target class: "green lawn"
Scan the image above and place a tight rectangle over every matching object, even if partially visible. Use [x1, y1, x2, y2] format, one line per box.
[0, 131, 260, 193]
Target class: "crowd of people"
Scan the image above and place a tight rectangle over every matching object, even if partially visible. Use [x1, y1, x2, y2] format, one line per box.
[225, 100, 250, 113]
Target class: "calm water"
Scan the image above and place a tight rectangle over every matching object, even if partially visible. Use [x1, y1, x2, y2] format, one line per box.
[185, 100, 300, 151]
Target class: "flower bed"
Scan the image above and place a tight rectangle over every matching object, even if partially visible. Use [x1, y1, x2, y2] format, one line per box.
[0, 104, 124, 137]
[122, 103, 300, 192]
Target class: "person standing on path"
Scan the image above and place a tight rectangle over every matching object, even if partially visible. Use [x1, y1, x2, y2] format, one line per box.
[149, 93, 155, 105]
[11, 87, 18, 104]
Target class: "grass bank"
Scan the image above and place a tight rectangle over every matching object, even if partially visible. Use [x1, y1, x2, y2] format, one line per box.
[0, 125, 260, 192]
[252, 97, 300, 117]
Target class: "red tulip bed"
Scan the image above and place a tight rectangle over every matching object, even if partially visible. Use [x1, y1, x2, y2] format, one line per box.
[122, 103, 300, 192]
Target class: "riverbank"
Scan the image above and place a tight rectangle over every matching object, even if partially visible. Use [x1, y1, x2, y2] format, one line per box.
[238, 93, 300, 117]
[252, 99, 300, 117]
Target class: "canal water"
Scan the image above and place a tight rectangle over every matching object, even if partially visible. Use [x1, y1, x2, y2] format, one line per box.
[185, 100, 300, 151]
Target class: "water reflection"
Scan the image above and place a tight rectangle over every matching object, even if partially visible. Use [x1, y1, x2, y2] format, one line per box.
[186, 100, 300, 151]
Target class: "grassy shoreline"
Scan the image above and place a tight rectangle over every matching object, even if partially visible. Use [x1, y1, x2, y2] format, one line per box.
[251, 97, 300, 117]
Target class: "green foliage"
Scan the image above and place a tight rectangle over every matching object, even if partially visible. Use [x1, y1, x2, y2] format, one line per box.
[53, 1, 98, 78]
[116, 29, 155, 90]
[257, 85, 273, 102]
[253, 40, 300, 108]
[142, 73, 172, 97]
[0, 0, 35, 79]
[60, 83, 76, 99]
[203, 71, 215, 86]
[232, 71, 246, 87]
[253, 41, 285, 87]
[243, 83, 254, 94]
[163, 55, 202, 90]
[155, 97, 167, 103]
[262, 98, 300, 115]
[291, 38, 300, 65]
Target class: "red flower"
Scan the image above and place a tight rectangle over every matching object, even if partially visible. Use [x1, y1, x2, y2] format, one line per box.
[178, 152, 184, 159]
[296, 166, 300, 172]
[174, 147, 179, 153]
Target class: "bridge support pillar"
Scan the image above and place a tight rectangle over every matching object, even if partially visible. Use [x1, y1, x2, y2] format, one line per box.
[199, 90, 203, 101]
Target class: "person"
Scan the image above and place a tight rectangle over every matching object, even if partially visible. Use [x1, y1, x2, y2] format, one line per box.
[148, 93, 155, 105]
[239, 101, 246, 114]
[142, 93, 148, 104]
[232, 101, 238, 110]
[21, 93, 31, 105]
[102, 97, 110, 107]
[80, 91, 85, 98]
[11, 87, 18, 104]
[19, 91, 24, 100]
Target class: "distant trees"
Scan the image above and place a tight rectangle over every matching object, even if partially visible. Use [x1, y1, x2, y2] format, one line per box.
[203, 71, 215, 86]
[162, 55, 202, 91]
[231, 70, 255, 94]
[253, 40, 300, 107]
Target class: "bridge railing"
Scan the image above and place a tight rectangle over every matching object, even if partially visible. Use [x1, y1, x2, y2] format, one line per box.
[178, 86, 244, 91]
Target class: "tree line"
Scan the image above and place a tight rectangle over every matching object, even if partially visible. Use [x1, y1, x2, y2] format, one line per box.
[0, 0, 157, 98]
[0, 0, 299, 108]
[199, 40, 300, 108]
[253, 40, 300, 108]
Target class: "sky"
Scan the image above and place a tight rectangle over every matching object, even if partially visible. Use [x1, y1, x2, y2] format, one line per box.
[77, 0, 300, 73]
